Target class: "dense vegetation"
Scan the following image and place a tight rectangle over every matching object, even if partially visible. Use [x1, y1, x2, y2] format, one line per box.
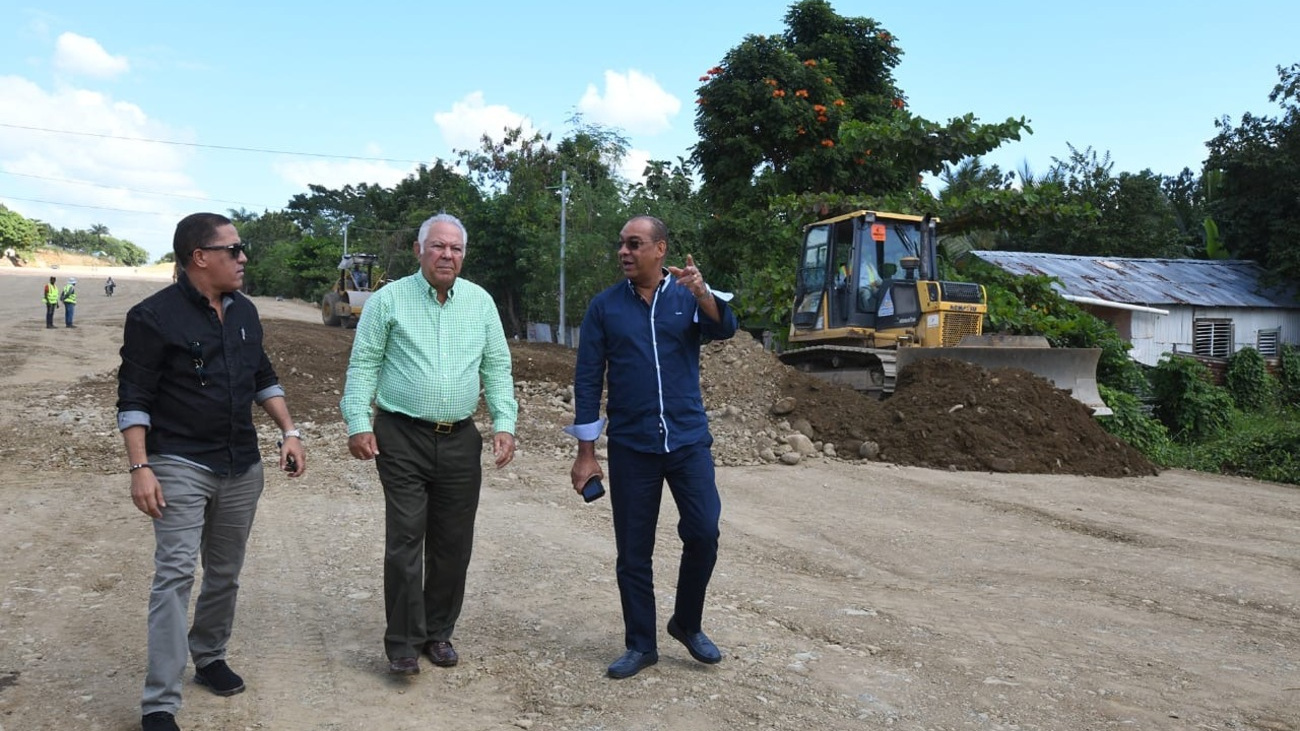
[6, 1, 1298, 484]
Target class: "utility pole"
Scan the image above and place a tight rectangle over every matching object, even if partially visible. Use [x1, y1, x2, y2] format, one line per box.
[557, 170, 571, 346]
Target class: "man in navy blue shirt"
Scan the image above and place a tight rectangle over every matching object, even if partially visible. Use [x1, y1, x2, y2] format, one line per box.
[568, 215, 738, 679]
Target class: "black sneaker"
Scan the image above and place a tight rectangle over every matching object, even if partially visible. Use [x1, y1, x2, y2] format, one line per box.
[142, 711, 180, 731]
[194, 659, 245, 696]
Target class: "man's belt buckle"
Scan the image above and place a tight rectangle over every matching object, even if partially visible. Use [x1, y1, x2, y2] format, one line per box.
[433, 421, 455, 434]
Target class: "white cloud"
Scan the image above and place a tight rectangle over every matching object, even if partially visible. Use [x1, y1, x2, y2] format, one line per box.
[617, 148, 653, 185]
[53, 32, 129, 79]
[272, 157, 412, 191]
[434, 92, 537, 153]
[578, 70, 681, 136]
[0, 74, 202, 259]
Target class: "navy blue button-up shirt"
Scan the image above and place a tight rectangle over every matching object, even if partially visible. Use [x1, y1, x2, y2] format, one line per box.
[571, 271, 738, 453]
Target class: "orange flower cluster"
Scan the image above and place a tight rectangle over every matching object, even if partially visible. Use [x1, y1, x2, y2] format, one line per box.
[820, 139, 834, 147]
[803, 59, 817, 67]
[892, 98, 905, 109]
[794, 89, 809, 98]
[833, 98, 845, 107]
[824, 77, 833, 84]
[773, 89, 786, 98]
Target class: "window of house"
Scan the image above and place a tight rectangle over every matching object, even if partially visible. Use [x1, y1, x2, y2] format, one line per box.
[1193, 319, 1233, 358]
[1257, 328, 1280, 358]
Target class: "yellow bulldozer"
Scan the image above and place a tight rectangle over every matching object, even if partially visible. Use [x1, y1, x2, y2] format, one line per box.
[779, 210, 1110, 415]
[321, 252, 380, 328]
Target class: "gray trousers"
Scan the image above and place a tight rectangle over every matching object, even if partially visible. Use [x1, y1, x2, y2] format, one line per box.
[142, 459, 264, 715]
[373, 412, 483, 660]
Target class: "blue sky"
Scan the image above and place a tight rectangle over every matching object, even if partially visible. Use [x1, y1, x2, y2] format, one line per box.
[2, 1, 1297, 261]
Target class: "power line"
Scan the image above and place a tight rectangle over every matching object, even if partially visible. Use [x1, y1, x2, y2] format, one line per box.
[0, 194, 172, 215]
[0, 170, 274, 209]
[0, 122, 432, 165]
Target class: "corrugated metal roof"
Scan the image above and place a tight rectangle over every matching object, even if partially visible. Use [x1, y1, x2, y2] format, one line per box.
[970, 251, 1300, 309]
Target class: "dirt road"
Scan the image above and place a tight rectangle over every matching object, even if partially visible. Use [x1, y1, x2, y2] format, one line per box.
[0, 267, 1297, 731]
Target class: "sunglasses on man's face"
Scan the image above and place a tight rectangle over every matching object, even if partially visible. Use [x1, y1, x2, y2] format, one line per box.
[195, 243, 249, 258]
[616, 237, 656, 251]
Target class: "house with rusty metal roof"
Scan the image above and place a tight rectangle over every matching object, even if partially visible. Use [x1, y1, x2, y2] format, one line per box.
[970, 251, 1300, 366]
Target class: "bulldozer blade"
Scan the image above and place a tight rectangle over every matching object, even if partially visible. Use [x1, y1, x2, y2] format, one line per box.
[894, 345, 1111, 417]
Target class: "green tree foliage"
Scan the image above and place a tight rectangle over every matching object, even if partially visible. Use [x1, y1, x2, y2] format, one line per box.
[993, 146, 1183, 258]
[0, 205, 43, 252]
[1149, 355, 1236, 442]
[1224, 346, 1278, 411]
[1204, 63, 1300, 282]
[45, 224, 149, 266]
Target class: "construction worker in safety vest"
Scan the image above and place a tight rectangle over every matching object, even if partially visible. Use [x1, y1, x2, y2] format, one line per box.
[43, 276, 59, 329]
[60, 277, 78, 328]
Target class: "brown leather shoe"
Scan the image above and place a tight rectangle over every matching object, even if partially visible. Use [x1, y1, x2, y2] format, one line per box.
[423, 640, 459, 667]
[388, 656, 419, 675]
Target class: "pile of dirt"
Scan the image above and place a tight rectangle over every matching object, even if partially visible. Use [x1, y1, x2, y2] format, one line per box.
[24, 319, 1152, 478]
[251, 320, 1155, 478]
[777, 358, 1157, 477]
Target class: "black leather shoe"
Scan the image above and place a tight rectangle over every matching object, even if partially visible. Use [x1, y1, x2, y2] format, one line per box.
[606, 649, 658, 679]
[423, 640, 459, 667]
[142, 711, 180, 731]
[194, 659, 245, 696]
[388, 656, 420, 675]
[667, 617, 722, 664]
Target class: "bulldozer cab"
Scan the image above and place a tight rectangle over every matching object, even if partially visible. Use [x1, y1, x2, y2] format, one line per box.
[792, 211, 943, 340]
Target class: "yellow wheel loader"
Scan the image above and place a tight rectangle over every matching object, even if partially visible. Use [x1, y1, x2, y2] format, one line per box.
[321, 252, 380, 329]
[779, 210, 1110, 415]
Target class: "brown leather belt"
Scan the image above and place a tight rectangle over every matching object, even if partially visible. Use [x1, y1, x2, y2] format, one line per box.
[379, 410, 475, 435]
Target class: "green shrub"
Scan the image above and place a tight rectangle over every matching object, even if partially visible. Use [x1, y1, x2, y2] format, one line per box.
[1279, 344, 1300, 408]
[1225, 346, 1277, 412]
[1185, 412, 1300, 485]
[1149, 355, 1235, 442]
[1097, 385, 1176, 466]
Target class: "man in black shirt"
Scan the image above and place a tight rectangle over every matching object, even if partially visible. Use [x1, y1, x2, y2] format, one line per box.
[117, 212, 307, 731]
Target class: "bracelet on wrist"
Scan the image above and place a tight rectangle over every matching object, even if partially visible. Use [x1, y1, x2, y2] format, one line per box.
[282, 429, 302, 440]
[129, 463, 152, 473]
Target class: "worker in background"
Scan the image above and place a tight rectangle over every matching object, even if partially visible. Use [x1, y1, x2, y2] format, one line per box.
[60, 277, 78, 328]
[43, 276, 59, 329]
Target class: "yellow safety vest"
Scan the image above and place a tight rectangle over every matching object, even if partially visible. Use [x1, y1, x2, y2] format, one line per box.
[43, 283, 59, 305]
[60, 285, 77, 304]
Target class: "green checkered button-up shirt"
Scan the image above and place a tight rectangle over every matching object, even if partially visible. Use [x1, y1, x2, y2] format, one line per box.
[340, 272, 517, 436]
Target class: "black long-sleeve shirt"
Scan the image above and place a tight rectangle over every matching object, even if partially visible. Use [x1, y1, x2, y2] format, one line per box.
[116, 272, 283, 475]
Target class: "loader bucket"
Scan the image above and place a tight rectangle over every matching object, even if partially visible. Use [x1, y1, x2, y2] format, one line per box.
[895, 336, 1111, 416]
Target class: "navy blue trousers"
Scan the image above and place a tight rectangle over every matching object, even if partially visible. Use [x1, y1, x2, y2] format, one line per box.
[607, 440, 721, 653]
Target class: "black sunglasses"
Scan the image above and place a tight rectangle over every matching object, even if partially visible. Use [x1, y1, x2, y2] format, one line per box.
[616, 237, 656, 251]
[195, 243, 249, 258]
[188, 341, 208, 386]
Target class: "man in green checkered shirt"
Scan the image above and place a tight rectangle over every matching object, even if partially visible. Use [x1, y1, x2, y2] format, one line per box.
[340, 213, 518, 675]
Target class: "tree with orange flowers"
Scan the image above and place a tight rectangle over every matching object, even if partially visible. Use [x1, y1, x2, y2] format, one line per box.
[690, 0, 1033, 328]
